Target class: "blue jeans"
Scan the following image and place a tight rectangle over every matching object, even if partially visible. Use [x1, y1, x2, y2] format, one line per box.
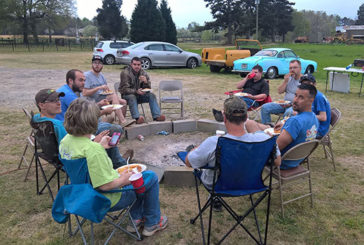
[240, 97, 259, 109]
[97, 121, 126, 168]
[123, 93, 161, 119]
[108, 171, 161, 227]
[260, 103, 294, 124]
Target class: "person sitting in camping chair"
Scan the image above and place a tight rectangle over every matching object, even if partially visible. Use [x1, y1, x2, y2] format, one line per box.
[59, 98, 167, 237]
[185, 97, 281, 211]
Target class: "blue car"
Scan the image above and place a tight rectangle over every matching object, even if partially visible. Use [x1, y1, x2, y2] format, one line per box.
[232, 48, 317, 79]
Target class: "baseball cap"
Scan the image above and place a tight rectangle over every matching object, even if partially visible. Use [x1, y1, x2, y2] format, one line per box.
[92, 55, 103, 63]
[35, 89, 65, 104]
[299, 74, 316, 84]
[223, 96, 247, 119]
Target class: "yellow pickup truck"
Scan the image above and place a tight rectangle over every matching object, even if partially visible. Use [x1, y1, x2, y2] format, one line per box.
[201, 39, 262, 73]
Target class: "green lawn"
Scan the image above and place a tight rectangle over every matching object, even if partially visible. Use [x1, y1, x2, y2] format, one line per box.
[0, 43, 363, 244]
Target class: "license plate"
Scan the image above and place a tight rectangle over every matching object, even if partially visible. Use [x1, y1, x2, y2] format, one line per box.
[241, 64, 247, 69]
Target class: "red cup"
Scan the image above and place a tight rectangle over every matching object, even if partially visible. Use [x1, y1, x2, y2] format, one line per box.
[129, 173, 145, 194]
[248, 73, 256, 79]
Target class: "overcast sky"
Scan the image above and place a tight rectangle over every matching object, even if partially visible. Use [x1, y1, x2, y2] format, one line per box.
[76, 0, 363, 28]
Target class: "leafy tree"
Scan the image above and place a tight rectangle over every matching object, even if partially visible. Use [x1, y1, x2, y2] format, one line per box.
[83, 25, 98, 37]
[130, 0, 165, 43]
[259, 0, 294, 42]
[204, 0, 244, 44]
[96, 0, 128, 39]
[291, 10, 310, 38]
[339, 17, 355, 26]
[159, 0, 177, 44]
[356, 3, 364, 25]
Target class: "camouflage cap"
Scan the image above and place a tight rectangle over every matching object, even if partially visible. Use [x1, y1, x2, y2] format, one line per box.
[223, 96, 247, 120]
[35, 89, 65, 104]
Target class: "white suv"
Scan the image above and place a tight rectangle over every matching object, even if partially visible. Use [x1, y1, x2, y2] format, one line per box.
[93, 40, 134, 65]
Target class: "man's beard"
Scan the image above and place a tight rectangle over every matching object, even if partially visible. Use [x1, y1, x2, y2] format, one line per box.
[72, 84, 82, 93]
[92, 66, 102, 73]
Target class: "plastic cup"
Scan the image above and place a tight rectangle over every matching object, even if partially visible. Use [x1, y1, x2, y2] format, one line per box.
[129, 173, 145, 194]
[248, 73, 256, 79]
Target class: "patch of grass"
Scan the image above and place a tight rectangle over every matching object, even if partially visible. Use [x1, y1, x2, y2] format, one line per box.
[0, 45, 364, 244]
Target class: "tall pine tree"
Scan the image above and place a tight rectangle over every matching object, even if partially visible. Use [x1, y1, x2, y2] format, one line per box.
[130, 0, 165, 43]
[159, 0, 177, 44]
[96, 0, 128, 39]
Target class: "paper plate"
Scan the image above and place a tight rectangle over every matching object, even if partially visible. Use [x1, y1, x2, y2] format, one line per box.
[100, 91, 114, 95]
[233, 92, 248, 97]
[141, 88, 152, 92]
[264, 127, 280, 136]
[101, 104, 123, 110]
[117, 164, 147, 174]
[274, 100, 291, 105]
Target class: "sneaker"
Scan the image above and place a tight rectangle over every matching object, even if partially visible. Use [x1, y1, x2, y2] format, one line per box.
[123, 149, 134, 163]
[154, 115, 165, 122]
[126, 218, 144, 233]
[212, 109, 223, 122]
[142, 215, 168, 237]
[136, 116, 145, 124]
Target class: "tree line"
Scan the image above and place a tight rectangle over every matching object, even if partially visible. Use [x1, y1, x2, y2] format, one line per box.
[0, 0, 363, 45]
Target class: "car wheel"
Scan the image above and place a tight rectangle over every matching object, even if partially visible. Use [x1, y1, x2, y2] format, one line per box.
[140, 58, 151, 70]
[265, 67, 278, 79]
[104, 55, 115, 65]
[305, 65, 314, 74]
[210, 65, 221, 73]
[187, 58, 197, 69]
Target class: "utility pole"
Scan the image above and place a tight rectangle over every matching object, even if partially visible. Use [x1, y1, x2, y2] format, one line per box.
[255, 0, 260, 40]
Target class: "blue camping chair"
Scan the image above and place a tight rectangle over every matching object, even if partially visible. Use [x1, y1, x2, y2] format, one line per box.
[52, 158, 146, 244]
[189, 136, 277, 245]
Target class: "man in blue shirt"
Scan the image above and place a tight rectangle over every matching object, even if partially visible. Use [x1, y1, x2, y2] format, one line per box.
[299, 74, 331, 138]
[246, 83, 319, 169]
[56, 69, 133, 168]
[33, 89, 67, 144]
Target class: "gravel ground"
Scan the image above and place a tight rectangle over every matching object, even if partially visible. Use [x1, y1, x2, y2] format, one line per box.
[1, 66, 215, 167]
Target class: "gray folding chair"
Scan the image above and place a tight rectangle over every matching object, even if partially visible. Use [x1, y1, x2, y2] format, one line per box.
[114, 81, 146, 120]
[265, 140, 320, 217]
[158, 80, 184, 118]
[320, 108, 341, 170]
[18, 108, 36, 181]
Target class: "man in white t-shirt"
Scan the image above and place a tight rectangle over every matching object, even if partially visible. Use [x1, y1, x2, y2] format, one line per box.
[186, 97, 281, 189]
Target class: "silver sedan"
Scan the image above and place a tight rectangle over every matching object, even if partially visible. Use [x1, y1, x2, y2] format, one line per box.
[116, 41, 202, 69]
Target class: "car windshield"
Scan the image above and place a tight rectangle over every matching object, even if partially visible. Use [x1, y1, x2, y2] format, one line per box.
[254, 50, 277, 57]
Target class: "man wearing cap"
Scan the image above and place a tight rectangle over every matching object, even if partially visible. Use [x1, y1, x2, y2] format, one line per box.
[55, 70, 133, 168]
[83, 55, 127, 125]
[299, 74, 331, 138]
[236, 64, 269, 109]
[33, 89, 67, 144]
[245, 83, 319, 169]
[119, 57, 165, 124]
[185, 97, 281, 189]
[260, 60, 302, 124]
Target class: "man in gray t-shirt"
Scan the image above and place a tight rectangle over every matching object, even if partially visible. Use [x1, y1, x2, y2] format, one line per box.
[83, 55, 127, 125]
[185, 97, 281, 189]
[260, 60, 302, 124]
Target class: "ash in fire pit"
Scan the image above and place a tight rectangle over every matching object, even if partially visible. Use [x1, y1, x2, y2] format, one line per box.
[121, 131, 212, 167]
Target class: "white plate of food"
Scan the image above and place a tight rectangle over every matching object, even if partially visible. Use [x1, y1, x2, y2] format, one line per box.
[117, 164, 147, 174]
[274, 100, 291, 105]
[141, 88, 152, 92]
[101, 104, 123, 110]
[264, 127, 280, 136]
[234, 92, 248, 97]
[100, 90, 114, 95]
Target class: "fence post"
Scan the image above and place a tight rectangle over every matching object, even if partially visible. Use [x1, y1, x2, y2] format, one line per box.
[27, 43, 30, 52]
[68, 39, 71, 51]
[12, 41, 14, 52]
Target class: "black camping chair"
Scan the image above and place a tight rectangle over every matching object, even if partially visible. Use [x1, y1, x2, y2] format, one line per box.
[30, 116, 63, 201]
[190, 136, 277, 245]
